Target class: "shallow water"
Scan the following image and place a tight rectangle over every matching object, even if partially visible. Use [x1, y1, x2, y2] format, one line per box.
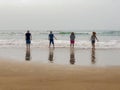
[0, 30, 120, 49]
[0, 47, 120, 67]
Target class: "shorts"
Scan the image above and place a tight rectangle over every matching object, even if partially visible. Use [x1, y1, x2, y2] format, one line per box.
[26, 40, 31, 44]
[71, 40, 75, 44]
[50, 39, 54, 44]
[92, 40, 95, 44]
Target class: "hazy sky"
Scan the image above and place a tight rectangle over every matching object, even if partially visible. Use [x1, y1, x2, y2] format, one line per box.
[0, 0, 120, 31]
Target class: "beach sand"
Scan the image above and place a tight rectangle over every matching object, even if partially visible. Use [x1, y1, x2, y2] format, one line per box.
[0, 48, 120, 90]
[0, 59, 120, 90]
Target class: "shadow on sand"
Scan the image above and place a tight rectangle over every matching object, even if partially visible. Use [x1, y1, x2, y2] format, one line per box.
[70, 47, 75, 65]
[48, 47, 55, 63]
[25, 47, 31, 61]
[91, 48, 96, 64]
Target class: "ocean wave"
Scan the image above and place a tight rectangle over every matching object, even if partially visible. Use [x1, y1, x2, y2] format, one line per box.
[0, 39, 120, 49]
[57, 31, 120, 36]
[0, 30, 120, 36]
[0, 30, 120, 48]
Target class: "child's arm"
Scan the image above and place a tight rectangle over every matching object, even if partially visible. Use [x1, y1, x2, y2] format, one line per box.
[48, 35, 50, 40]
[54, 36, 57, 40]
[30, 34, 32, 40]
[96, 36, 99, 42]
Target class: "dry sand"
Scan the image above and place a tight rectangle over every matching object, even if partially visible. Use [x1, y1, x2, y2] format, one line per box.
[0, 58, 120, 90]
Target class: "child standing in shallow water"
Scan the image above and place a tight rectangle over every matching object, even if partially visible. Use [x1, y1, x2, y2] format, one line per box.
[48, 31, 57, 48]
[70, 32, 75, 47]
[91, 32, 99, 48]
[25, 30, 32, 50]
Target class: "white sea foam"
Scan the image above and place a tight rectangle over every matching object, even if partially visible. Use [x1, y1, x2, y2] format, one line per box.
[0, 39, 120, 49]
[0, 30, 120, 48]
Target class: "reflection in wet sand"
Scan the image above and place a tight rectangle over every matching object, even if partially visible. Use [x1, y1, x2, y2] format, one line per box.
[91, 48, 96, 64]
[25, 48, 31, 61]
[48, 47, 54, 63]
[70, 47, 75, 65]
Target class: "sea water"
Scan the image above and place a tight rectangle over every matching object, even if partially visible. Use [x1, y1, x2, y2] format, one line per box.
[0, 30, 120, 49]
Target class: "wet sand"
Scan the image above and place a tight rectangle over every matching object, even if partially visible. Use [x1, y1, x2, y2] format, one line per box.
[0, 47, 120, 90]
[0, 47, 120, 66]
[0, 58, 120, 90]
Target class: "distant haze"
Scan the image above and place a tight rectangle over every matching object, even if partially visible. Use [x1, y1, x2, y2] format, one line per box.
[0, 0, 120, 31]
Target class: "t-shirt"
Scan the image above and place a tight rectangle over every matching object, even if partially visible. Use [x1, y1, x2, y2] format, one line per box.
[70, 35, 75, 40]
[91, 35, 96, 41]
[49, 34, 54, 40]
[25, 33, 31, 40]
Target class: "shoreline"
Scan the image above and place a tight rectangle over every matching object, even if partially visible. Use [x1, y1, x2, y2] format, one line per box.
[0, 58, 120, 90]
[0, 46, 120, 90]
[0, 47, 120, 66]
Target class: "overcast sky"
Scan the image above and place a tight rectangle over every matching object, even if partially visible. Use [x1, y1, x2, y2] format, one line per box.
[0, 0, 120, 31]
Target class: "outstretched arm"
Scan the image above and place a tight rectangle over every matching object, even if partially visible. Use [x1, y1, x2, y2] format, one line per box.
[96, 36, 99, 41]
[25, 34, 26, 40]
[30, 35, 32, 40]
[54, 36, 57, 40]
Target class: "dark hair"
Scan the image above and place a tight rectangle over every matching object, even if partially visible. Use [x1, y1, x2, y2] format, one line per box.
[92, 32, 96, 35]
[71, 32, 74, 35]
